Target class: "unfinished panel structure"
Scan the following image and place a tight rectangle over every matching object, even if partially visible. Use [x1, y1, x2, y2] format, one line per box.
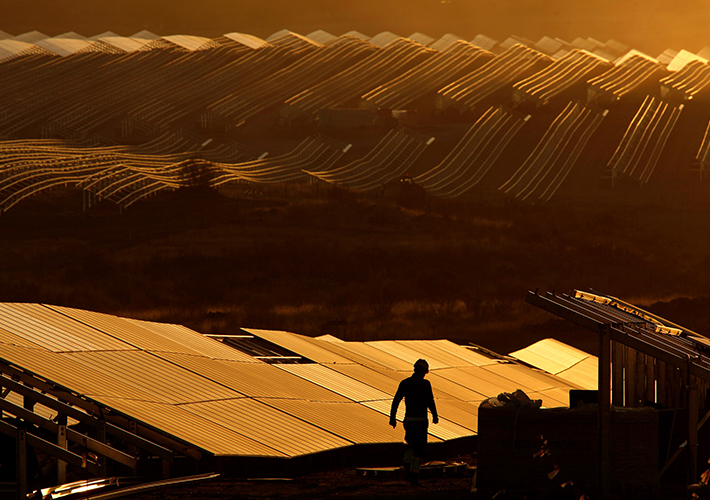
[527, 289, 710, 494]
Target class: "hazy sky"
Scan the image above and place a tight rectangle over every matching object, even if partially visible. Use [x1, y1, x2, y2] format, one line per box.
[2, 0, 709, 56]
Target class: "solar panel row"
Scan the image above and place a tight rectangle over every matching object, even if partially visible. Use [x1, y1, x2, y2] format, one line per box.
[0, 303, 583, 458]
[0, 28, 708, 210]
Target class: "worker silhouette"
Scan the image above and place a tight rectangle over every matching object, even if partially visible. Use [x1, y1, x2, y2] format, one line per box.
[390, 358, 439, 485]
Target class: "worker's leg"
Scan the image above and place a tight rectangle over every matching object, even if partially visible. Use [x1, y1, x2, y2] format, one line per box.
[403, 420, 428, 484]
[402, 448, 415, 472]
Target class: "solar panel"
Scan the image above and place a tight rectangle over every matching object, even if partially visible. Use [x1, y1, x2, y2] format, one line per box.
[0, 303, 134, 352]
[510, 338, 588, 375]
[98, 396, 282, 457]
[63, 351, 244, 404]
[276, 364, 391, 402]
[0, 302, 587, 459]
[0, 343, 153, 400]
[259, 399, 406, 445]
[182, 398, 351, 457]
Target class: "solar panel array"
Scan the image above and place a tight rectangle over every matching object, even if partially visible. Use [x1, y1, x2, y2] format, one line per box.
[0, 303, 584, 458]
[500, 102, 607, 202]
[0, 29, 709, 210]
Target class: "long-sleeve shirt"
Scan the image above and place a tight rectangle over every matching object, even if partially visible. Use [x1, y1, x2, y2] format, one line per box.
[390, 374, 438, 422]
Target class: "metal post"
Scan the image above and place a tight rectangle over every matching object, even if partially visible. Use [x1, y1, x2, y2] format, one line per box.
[128, 421, 138, 476]
[646, 356, 656, 404]
[57, 412, 67, 484]
[57, 424, 67, 484]
[636, 352, 645, 405]
[599, 324, 612, 499]
[161, 458, 171, 479]
[657, 361, 667, 408]
[612, 341, 624, 407]
[97, 419, 107, 474]
[688, 357, 699, 483]
[17, 429, 27, 500]
[626, 347, 637, 407]
[23, 396, 35, 412]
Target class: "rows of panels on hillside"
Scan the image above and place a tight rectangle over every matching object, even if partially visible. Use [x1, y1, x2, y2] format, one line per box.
[0, 29, 709, 211]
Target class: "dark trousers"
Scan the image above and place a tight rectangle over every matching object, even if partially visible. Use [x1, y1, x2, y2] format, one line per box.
[403, 420, 428, 478]
[403, 420, 428, 457]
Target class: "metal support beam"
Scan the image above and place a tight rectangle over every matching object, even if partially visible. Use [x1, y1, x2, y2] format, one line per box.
[57, 412, 67, 483]
[106, 413, 198, 461]
[660, 408, 710, 478]
[0, 419, 84, 469]
[0, 374, 172, 461]
[57, 424, 67, 484]
[527, 290, 710, 379]
[598, 324, 612, 499]
[646, 355, 656, 403]
[636, 351, 645, 405]
[612, 341, 624, 406]
[23, 395, 35, 411]
[0, 367, 99, 415]
[98, 419, 108, 474]
[105, 421, 175, 462]
[162, 459, 171, 479]
[0, 397, 138, 469]
[526, 290, 604, 332]
[0, 373, 99, 426]
[626, 347, 637, 407]
[658, 361, 667, 408]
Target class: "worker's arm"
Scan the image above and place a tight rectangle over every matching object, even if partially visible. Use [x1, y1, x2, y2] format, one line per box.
[390, 383, 404, 428]
[428, 381, 439, 424]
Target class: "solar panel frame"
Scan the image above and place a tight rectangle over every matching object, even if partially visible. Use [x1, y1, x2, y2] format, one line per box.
[182, 398, 352, 457]
[276, 364, 392, 402]
[366, 340, 459, 370]
[126, 318, 258, 362]
[46, 305, 212, 354]
[0, 303, 132, 352]
[0, 343, 155, 400]
[482, 363, 581, 393]
[242, 328, 355, 364]
[154, 352, 349, 401]
[316, 340, 414, 371]
[99, 396, 284, 457]
[258, 399, 406, 445]
[63, 351, 245, 404]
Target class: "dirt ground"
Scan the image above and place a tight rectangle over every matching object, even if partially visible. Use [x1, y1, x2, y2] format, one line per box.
[106, 467, 695, 500]
[137, 470, 475, 500]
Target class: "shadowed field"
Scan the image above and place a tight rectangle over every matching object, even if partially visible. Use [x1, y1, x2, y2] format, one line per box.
[3, 181, 710, 356]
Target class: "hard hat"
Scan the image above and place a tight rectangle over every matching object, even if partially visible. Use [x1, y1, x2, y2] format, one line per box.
[414, 359, 429, 371]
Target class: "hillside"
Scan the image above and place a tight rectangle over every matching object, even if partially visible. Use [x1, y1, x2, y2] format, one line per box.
[3, 178, 710, 357]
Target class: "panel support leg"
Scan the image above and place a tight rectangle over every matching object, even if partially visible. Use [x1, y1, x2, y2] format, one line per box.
[598, 324, 612, 499]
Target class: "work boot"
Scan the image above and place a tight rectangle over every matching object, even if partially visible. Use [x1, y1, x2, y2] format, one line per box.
[406, 472, 420, 486]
